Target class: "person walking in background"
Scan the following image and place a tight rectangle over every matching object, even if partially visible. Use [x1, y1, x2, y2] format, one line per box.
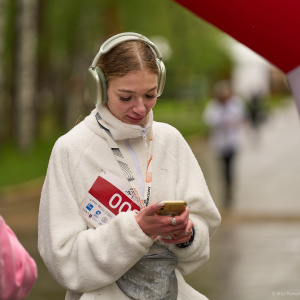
[203, 80, 246, 209]
[246, 92, 268, 143]
[0, 216, 37, 300]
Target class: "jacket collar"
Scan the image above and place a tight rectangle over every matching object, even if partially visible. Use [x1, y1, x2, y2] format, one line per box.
[85, 104, 153, 141]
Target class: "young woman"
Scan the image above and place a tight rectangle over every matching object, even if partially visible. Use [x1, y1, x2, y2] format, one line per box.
[38, 32, 221, 300]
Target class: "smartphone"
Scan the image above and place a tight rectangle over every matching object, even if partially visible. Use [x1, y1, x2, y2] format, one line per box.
[156, 201, 187, 216]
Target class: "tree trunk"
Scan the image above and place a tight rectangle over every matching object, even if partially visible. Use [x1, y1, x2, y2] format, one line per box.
[104, 1, 121, 36]
[0, 0, 8, 148]
[14, 0, 38, 152]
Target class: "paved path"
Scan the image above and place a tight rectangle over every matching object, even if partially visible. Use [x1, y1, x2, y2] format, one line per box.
[235, 99, 300, 216]
[189, 98, 300, 217]
[185, 98, 300, 300]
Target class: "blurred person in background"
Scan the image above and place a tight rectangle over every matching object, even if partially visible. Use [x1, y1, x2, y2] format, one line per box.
[38, 32, 221, 300]
[247, 93, 265, 130]
[0, 216, 37, 300]
[246, 92, 268, 144]
[203, 80, 246, 209]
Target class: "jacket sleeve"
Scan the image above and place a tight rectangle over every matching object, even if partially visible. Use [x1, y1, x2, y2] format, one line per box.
[38, 138, 153, 293]
[166, 132, 221, 275]
[0, 216, 37, 300]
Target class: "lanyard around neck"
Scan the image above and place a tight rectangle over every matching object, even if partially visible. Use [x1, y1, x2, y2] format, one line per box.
[96, 112, 153, 209]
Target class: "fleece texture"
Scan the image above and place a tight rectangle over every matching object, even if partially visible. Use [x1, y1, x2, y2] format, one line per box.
[38, 104, 221, 300]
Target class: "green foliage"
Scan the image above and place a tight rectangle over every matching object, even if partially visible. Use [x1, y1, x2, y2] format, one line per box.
[153, 98, 208, 137]
[37, 0, 232, 97]
[0, 137, 56, 189]
[0, 0, 233, 188]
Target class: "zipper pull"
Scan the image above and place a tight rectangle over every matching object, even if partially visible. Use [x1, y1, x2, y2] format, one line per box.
[141, 128, 148, 153]
[141, 128, 147, 140]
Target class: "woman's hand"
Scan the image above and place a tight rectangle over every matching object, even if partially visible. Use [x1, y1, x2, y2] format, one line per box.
[134, 202, 194, 244]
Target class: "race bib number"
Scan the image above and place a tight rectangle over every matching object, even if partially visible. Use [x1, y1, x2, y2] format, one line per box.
[79, 171, 140, 228]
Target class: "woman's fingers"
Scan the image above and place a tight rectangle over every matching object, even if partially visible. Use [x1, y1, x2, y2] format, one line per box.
[162, 218, 193, 244]
[167, 207, 190, 231]
[141, 201, 164, 216]
[161, 230, 192, 244]
[134, 202, 193, 239]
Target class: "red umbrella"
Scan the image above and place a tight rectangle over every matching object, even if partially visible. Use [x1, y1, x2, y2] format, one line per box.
[174, 0, 300, 112]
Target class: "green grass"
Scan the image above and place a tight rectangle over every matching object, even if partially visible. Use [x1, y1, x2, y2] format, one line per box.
[0, 138, 57, 189]
[153, 99, 208, 137]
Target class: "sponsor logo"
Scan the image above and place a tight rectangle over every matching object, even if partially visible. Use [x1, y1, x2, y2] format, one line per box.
[86, 203, 94, 211]
[94, 211, 101, 218]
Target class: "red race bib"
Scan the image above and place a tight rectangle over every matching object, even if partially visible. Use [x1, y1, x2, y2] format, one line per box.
[79, 171, 140, 227]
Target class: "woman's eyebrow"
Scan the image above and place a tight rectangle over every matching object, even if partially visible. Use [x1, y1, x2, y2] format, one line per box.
[118, 89, 134, 93]
[147, 86, 157, 92]
[118, 86, 157, 93]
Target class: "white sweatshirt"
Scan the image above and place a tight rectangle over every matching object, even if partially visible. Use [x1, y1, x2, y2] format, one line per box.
[38, 104, 221, 300]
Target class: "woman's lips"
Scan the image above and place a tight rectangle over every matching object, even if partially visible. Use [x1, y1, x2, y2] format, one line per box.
[127, 115, 145, 122]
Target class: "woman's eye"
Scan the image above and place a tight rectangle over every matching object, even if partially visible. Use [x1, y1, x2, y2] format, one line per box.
[146, 94, 156, 99]
[119, 96, 131, 101]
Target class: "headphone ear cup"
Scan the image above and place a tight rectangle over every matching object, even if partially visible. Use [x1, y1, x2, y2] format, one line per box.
[95, 67, 108, 103]
[156, 59, 166, 97]
[87, 66, 108, 105]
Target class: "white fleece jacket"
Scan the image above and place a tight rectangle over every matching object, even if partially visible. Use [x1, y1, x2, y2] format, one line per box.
[38, 104, 221, 300]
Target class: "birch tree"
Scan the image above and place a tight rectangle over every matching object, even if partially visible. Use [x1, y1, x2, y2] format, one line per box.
[0, 0, 8, 148]
[14, 0, 38, 151]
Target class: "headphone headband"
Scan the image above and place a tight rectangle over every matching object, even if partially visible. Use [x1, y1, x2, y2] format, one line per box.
[91, 32, 163, 68]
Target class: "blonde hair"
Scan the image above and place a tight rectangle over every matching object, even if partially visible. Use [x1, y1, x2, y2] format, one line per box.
[97, 40, 159, 85]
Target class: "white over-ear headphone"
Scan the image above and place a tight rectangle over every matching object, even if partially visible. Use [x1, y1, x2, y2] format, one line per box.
[87, 32, 166, 105]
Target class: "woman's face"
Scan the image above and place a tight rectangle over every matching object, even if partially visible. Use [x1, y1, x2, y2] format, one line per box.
[106, 70, 158, 126]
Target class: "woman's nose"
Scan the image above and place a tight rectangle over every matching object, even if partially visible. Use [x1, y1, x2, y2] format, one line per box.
[132, 99, 146, 115]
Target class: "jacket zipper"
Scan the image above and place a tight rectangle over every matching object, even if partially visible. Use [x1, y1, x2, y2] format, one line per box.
[125, 128, 149, 198]
[141, 128, 148, 153]
[125, 138, 145, 197]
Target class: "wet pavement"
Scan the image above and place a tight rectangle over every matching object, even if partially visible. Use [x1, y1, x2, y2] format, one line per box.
[186, 98, 300, 300]
[1, 98, 300, 299]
